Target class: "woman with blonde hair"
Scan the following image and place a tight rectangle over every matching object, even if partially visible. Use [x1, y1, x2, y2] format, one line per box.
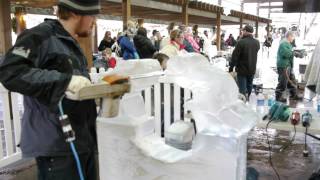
[160, 29, 186, 57]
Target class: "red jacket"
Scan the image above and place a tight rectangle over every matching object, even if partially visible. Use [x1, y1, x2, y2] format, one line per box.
[108, 57, 116, 68]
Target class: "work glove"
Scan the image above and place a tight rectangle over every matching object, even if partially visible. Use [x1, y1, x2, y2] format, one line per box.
[65, 75, 91, 99]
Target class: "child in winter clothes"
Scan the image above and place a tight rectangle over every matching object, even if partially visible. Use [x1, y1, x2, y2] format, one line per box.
[102, 48, 117, 68]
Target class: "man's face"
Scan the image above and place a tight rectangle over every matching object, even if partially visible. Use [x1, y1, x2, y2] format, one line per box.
[76, 15, 96, 38]
[288, 34, 295, 43]
[106, 31, 111, 37]
[242, 29, 247, 36]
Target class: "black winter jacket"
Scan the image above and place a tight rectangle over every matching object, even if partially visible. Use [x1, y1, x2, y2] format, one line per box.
[133, 35, 156, 59]
[0, 19, 97, 157]
[229, 34, 260, 76]
[98, 39, 115, 51]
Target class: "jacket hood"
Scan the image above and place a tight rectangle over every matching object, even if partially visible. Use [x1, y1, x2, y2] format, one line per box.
[133, 34, 147, 45]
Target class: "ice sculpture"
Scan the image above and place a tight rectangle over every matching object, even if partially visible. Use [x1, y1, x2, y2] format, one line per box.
[162, 53, 259, 137]
[97, 54, 259, 180]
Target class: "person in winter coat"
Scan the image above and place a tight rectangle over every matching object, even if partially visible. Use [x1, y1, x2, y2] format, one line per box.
[275, 31, 302, 102]
[134, 27, 157, 59]
[150, 30, 162, 51]
[220, 33, 227, 50]
[119, 20, 139, 60]
[98, 30, 115, 51]
[160, 22, 175, 50]
[0, 0, 99, 179]
[111, 32, 122, 57]
[160, 29, 186, 58]
[178, 25, 195, 52]
[226, 34, 237, 47]
[102, 48, 117, 68]
[229, 25, 260, 100]
[185, 27, 200, 53]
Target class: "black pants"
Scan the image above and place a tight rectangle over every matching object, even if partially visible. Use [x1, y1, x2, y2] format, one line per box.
[36, 151, 97, 180]
[275, 67, 297, 99]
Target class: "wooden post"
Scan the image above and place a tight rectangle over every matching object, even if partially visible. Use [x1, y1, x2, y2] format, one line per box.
[137, 19, 144, 27]
[0, 0, 12, 55]
[78, 36, 93, 69]
[267, 23, 270, 37]
[182, 0, 189, 26]
[92, 24, 98, 53]
[122, 0, 131, 30]
[14, 7, 27, 35]
[216, 12, 221, 51]
[255, 21, 259, 38]
[268, 1, 271, 18]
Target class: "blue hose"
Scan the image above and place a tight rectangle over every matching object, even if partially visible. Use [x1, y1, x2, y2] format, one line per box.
[70, 142, 85, 180]
[58, 100, 64, 116]
[58, 99, 85, 180]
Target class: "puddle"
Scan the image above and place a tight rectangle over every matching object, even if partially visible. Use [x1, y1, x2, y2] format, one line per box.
[248, 127, 320, 180]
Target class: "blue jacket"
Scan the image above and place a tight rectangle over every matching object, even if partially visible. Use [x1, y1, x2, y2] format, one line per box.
[119, 36, 138, 60]
[0, 19, 97, 157]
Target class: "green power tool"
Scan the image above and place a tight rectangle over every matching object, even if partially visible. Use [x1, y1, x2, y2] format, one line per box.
[263, 102, 291, 122]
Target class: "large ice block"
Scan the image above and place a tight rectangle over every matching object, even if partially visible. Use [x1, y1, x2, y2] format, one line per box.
[97, 117, 247, 180]
[97, 54, 257, 180]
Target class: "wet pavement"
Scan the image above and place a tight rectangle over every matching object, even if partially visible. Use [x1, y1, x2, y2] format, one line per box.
[247, 127, 320, 180]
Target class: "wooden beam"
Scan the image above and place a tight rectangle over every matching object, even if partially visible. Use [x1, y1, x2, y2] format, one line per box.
[0, 0, 12, 55]
[216, 12, 221, 51]
[259, 5, 282, 9]
[122, 0, 131, 30]
[11, 0, 57, 8]
[93, 24, 98, 53]
[243, 0, 282, 2]
[268, 1, 271, 18]
[182, 0, 189, 26]
[137, 18, 144, 27]
[78, 36, 93, 69]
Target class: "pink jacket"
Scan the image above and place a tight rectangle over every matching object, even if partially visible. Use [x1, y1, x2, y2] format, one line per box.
[185, 34, 200, 53]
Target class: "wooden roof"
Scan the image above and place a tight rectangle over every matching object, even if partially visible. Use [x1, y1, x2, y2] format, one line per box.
[10, 0, 272, 25]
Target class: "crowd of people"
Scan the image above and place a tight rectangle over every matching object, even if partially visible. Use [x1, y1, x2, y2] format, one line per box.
[96, 20, 303, 103]
[96, 20, 242, 70]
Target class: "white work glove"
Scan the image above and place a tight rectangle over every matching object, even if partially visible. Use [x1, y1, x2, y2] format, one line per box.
[65, 75, 91, 99]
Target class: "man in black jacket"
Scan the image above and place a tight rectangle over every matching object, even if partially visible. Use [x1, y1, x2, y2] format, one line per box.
[229, 25, 260, 100]
[0, 0, 100, 179]
[134, 27, 157, 59]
